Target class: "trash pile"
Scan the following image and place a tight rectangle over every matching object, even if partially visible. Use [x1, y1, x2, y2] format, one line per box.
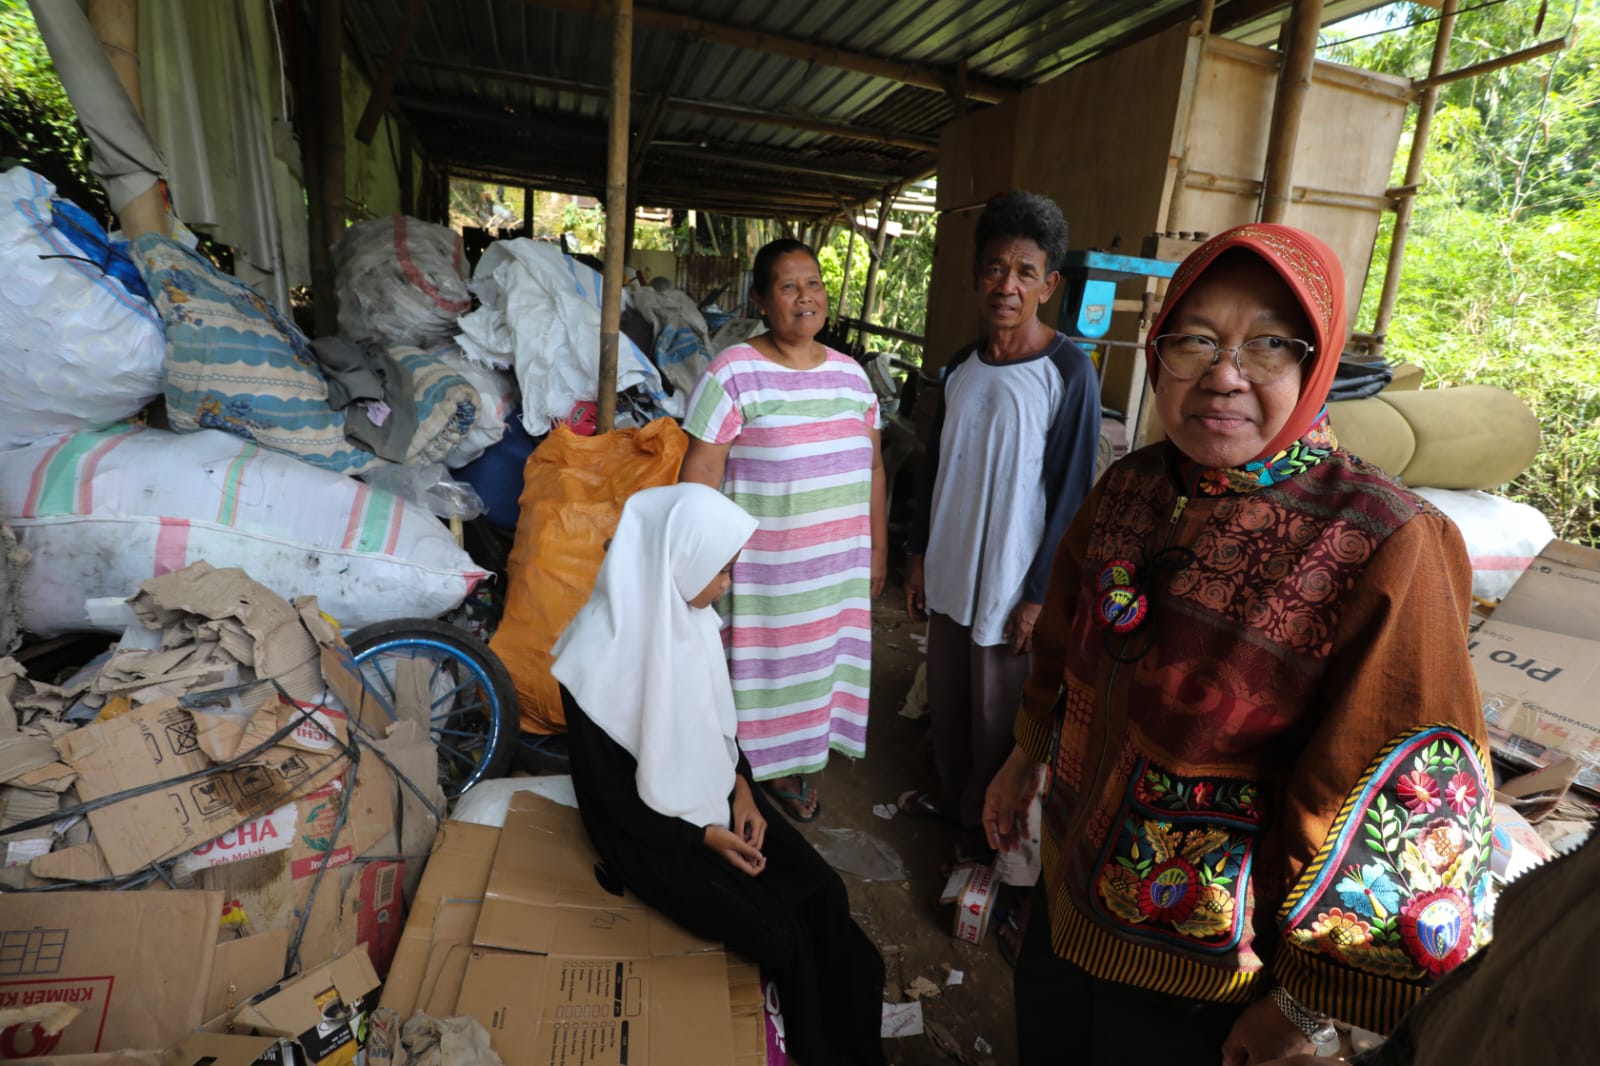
[0, 560, 445, 1058]
[0, 166, 725, 643]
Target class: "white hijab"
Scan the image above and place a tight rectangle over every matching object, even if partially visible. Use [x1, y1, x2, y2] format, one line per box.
[551, 483, 758, 829]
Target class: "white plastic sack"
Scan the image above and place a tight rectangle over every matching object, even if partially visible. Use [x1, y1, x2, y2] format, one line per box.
[456, 239, 681, 434]
[334, 216, 471, 348]
[429, 343, 517, 468]
[1414, 487, 1555, 602]
[0, 168, 166, 449]
[625, 282, 712, 397]
[0, 424, 489, 637]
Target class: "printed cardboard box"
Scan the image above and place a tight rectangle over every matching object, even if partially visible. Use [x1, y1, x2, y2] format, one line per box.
[0, 890, 220, 1056]
[1470, 539, 1600, 791]
[54, 693, 345, 877]
[230, 951, 380, 1066]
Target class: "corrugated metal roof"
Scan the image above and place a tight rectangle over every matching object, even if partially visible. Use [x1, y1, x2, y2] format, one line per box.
[345, 0, 1360, 217]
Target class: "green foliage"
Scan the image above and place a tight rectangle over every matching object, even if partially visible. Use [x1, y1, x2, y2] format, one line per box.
[818, 211, 936, 363]
[0, 4, 105, 217]
[1330, 2, 1600, 545]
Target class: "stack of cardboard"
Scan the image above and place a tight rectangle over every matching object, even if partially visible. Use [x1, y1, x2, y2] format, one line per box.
[1470, 540, 1600, 794]
[0, 562, 444, 1059]
[384, 793, 776, 1066]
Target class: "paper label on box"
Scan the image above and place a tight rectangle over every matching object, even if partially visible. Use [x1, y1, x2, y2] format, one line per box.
[3, 839, 52, 869]
[175, 802, 298, 876]
[0, 973, 114, 1056]
[281, 702, 347, 754]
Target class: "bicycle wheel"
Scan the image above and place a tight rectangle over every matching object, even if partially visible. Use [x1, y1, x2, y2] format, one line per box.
[345, 619, 520, 797]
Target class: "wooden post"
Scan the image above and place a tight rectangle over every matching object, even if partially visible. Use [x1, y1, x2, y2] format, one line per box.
[597, 0, 633, 434]
[1259, 0, 1323, 223]
[1371, 0, 1458, 351]
[85, 0, 166, 237]
[858, 185, 895, 332]
[355, 0, 424, 143]
[1163, 0, 1216, 234]
[311, 0, 346, 336]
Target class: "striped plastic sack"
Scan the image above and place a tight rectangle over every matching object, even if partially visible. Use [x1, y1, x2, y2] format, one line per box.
[132, 233, 380, 475]
[333, 216, 471, 348]
[0, 424, 487, 638]
[0, 167, 166, 448]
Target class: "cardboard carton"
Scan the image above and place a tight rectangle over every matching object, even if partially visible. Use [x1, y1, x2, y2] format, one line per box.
[230, 951, 380, 1066]
[1469, 540, 1600, 791]
[380, 820, 501, 1018]
[0, 890, 220, 1055]
[454, 794, 737, 1066]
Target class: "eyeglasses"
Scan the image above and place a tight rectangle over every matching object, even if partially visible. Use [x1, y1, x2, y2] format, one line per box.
[1152, 334, 1313, 384]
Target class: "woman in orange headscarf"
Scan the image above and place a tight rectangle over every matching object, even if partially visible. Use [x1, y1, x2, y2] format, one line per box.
[983, 225, 1492, 1064]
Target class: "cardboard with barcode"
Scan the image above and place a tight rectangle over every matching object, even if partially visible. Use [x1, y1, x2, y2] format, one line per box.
[1470, 539, 1600, 790]
[454, 794, 738, 1066]
[0, 890, 220, 1056]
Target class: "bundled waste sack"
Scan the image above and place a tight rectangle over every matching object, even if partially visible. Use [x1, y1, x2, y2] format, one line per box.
[0, 167, 166, 448]
[334, 215, 472, 349]
[431, 342, 517, 468]
[0, 423, 488, 636]
[490, 419, 687, 733]
[308, 338, 481, 467]
[625, 281, 713, 397]
[133, 232, 381, 474]
[456, 239, 680, 434]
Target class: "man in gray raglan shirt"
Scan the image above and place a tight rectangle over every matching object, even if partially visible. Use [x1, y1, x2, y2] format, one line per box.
[904, 191, 1101, 863]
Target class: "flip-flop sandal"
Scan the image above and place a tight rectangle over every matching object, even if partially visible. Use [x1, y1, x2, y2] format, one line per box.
[896, 789, 949, 821]
[763, 778, 820, 822]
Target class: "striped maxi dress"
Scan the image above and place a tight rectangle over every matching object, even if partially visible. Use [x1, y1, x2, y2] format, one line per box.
[683, 344, 878, 781]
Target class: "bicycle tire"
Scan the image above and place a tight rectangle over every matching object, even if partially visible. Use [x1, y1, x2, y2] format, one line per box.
[345, 618, 520, 797]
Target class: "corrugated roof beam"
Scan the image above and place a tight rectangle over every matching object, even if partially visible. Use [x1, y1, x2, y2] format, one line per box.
[513, 0, 1014, 103]
[412, 59, 938, 150]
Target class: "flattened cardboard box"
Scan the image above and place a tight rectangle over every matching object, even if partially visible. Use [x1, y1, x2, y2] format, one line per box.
[0, 890, 220, 1055]
[380, 820, 501, 1018]
[458, 794, 732, 1066]
[472, 794, 718, 959]
[1470, 539, 1600, 790]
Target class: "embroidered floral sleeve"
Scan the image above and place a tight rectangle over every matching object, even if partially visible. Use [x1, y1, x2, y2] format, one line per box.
[1276, 724, 1492, 1033]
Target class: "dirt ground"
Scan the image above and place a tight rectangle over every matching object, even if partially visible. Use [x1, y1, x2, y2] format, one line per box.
[791, 585, 1019, 1066]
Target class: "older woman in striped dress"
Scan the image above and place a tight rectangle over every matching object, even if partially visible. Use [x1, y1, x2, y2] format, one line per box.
[681, 238, 888, 822]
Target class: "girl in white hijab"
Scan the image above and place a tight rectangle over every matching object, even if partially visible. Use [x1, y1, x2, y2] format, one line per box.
[552, 483, 886, 1066]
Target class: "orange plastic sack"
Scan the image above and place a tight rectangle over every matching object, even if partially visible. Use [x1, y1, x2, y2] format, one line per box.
[490, 418, 688, 733]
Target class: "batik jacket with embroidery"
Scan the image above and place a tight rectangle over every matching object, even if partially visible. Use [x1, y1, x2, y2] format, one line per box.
[1015, 443, 1493, 1034]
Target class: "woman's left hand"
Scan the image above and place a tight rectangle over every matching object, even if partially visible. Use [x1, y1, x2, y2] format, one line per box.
[1220, 996, 1315, 1066]
[732, 777, 767, 851]
[871, 543, 889, 599]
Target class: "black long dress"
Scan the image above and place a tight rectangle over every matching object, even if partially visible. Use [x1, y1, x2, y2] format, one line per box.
[562, 688, 886, 1066]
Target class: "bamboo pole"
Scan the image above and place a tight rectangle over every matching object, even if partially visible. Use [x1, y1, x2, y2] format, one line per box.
[597, 0, 633, 434]
[1259, 0, 1323, 223]
[1371, 0, 1459, 352]
[1412, 32, 1568, 91]
[834, 212, 856, 329]
[858, 185, 896, 333]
